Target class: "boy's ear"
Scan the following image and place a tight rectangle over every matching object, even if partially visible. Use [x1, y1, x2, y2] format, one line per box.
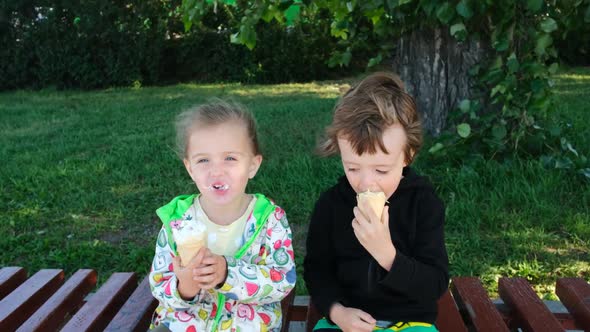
[404, 148, 416, 167]
[248, 155, 263, 179]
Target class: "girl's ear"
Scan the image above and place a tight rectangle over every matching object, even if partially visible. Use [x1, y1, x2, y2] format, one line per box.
[248, 155, 263, 179]
[183, 158, 194, 179]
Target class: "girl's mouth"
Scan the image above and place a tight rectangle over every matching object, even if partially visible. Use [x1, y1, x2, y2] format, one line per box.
[208, 183, 229, 191]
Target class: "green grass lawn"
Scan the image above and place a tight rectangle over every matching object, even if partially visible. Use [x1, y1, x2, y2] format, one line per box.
[1, 69, 588, 299]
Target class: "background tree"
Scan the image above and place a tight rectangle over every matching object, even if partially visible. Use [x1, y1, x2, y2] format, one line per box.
[180, 0, 589, 177]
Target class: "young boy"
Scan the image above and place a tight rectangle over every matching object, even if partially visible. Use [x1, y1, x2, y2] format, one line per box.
[304, 72, 448, 332]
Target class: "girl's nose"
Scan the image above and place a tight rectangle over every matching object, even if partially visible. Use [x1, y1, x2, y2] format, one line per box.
[209, 163, 224, 177]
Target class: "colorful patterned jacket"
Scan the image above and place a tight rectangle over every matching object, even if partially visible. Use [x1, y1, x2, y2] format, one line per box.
[149, 194, 296, 331]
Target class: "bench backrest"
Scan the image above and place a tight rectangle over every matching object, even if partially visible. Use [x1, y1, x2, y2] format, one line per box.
[0, 266, 296, 332]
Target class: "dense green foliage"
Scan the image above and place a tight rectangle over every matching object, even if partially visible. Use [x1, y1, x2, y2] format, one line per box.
[1, 69, 588, 295]
[0, 1, 354, 89]
[182, 0, 590, 178]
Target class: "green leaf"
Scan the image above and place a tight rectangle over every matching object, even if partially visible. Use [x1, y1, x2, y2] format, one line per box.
[331, 20, 349, 40]
[284, 4, 301, 26]
[399, 0, 412, 4]
[456, 0, 473, 19]
[585, 4, 590, 23]
[458, 99, 471, 113]
[261, 7, 275, 22]
[230, 32, 240, 44]
[450, 23, 467, 40]
[436, 2, 455, 24]
[540, 18, 557, 33]
[527, 0, 543, 12]
[493, 37, 509, 51]
[240, 24, 257, 50]
[548, 63, 559, 74]
[492, 124, 507, 140]
[367, 54, 383, 68]
[277, 0, 294, 11]
[507, 53, 519, 73]
[491, 84, 506, 97]
[341, 49, 352, 66]
[457, 123, 471, 138]
[428, 142, 444, 153]
[535, 34, 553, 56]
[579, 168, 590, 179]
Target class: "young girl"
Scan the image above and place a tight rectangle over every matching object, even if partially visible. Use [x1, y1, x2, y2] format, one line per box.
[149, 100, 296, 331]
[304, 72, 449, 332]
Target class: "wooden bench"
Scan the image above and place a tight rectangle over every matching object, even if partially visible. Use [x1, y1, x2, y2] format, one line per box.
[286, 276, 590, 332]
[1, 266, 589, 332]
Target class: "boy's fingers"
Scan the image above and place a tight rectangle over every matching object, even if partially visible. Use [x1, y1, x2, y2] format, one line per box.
[357, 311, 376, 324]
[352, 207, 369, 225]
[381, 206, 390, 225]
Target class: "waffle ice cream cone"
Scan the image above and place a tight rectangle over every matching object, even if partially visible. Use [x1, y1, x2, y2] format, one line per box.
[174, 223, 207, 266]
[357, 190, 387, 222]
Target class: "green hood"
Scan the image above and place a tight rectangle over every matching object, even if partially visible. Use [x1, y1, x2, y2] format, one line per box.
[156, 193, 276, 257]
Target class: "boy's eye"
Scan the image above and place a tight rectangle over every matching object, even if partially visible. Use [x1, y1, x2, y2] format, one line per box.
[347, 168, 358, 172]
[225, 156, 237, 161]
[376, 169, 389, 174]
[196, 158, 208, 164]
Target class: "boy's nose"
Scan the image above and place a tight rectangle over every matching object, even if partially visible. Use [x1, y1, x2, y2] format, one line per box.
[359, 173, 377, 192]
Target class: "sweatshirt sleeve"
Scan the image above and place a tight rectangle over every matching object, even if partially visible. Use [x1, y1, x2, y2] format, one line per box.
[303, 193, 344, 317]
[149, 226, 205, 309]
[216, 208, 296, 305]
[373, 190, 449, 301]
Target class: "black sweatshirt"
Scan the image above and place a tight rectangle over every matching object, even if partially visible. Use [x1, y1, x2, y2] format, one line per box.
[303, 167, 449, 324]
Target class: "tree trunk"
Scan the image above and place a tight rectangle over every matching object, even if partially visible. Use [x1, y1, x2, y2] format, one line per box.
[393, 26, 490, 136]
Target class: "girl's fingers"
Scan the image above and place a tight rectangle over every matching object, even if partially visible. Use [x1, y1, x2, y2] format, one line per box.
[193, 266, 215, 276]
[200, 255, 220, 265]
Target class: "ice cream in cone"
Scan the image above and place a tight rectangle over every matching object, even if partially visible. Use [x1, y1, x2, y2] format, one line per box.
[174, 223, 207, 266]
[357, 190, 387, 222]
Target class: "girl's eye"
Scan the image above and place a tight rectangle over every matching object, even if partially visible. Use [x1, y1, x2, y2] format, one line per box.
[376, 170, 389, 174]
[347, 168, 358, 172]
[197, 159, 208, 164]
[225, 156, 237, 161]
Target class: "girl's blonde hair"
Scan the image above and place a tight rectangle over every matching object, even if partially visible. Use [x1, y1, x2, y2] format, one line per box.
[317, 72, 422, 164]
[175, 99, 261, 159]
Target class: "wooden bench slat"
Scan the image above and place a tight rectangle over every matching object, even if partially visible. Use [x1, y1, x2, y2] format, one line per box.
[0, 269, 64, 331]
[556, 277, 590, 331]
[103, 275, 158, 332]
[450, 276, 510, 332]
[305, 300, 322, 332]
[280, 289, 296, 332]
[16, 269, 97, 332]
[436, 289, 468, 332]
[60, 272, 137, 332]
[498, 277, 563, 331]
[0, 266, 27, 300]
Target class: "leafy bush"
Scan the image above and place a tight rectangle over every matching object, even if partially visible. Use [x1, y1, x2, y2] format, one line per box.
[0, 1, 355, 89]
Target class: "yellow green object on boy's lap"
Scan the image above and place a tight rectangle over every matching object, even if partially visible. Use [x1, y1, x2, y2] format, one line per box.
[313, 318, 438, 331]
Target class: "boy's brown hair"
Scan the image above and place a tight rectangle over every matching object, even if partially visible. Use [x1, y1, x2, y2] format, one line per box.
[318, 72, 422, 164]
